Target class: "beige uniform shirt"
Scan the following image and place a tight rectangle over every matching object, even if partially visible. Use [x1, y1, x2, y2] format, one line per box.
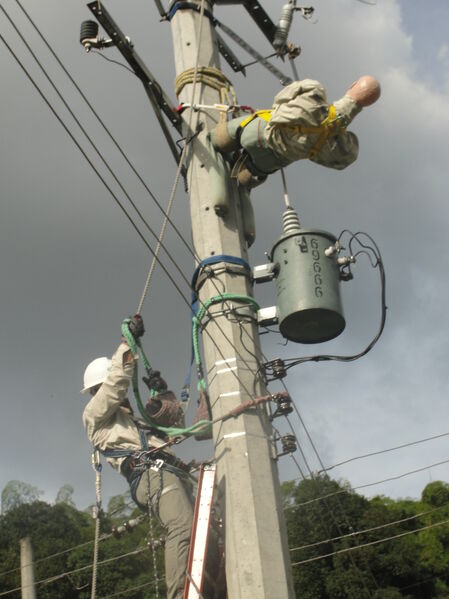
[83, 343, 167, 474]
[264, 79, 362, 170]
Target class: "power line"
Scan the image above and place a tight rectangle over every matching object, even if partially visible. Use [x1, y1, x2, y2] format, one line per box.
[13, 0, 195, 263]
[0, 547, 148, 597]
[291, 518, 449, 567]
[319, 431, 449, 473]
[100, 578, 162, 598]
[0, 33, 192, 310]
[287, 457, 449, 510]
[3, 6, 277, 422]
[289, 503, 448, 552]
[0, 4, 194, 307]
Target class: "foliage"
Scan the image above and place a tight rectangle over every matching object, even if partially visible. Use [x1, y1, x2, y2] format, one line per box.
[0, 484, 165, 598]
[2, 478, 449, 597]
[55, 484, 75, 508]
[285, 475, 449, 598]
[1, 480, 43, 514]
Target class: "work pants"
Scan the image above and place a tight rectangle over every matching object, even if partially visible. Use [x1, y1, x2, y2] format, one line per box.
[135, 468, 194, 599]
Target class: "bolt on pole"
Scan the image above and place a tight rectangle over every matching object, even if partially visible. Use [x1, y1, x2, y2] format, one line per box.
[169, 2, 294, 597]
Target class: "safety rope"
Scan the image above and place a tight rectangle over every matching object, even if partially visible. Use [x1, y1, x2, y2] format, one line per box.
[136, 0, 207, 314]
[174, 66, 237, 109]
[145, 470, 160, 599]
[90, 450, 102, 599]
[121, 321, 212, 437]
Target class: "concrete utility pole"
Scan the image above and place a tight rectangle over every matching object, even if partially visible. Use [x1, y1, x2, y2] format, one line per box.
[20, 537, 36, 599]
[170, 2, 294, 597]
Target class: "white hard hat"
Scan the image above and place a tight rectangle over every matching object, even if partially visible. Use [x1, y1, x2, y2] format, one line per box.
[81, 357, 112, 394]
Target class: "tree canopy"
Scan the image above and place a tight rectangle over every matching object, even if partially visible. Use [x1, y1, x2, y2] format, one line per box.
[1, 477, 449, 597]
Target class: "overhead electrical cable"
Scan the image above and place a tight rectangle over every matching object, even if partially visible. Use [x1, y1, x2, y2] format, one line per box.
[0, 32, 192, 311]
[291, 518, 449, 567]
[136, 0, 206, 313]
[289, 503, 449, 552]
[100, 579, 161, 599]
[0, 546, 148, 598]
[319, 430, 449, 473]
[9, 0, 287, 412]
[0, 4, 193, 306]
[286, 457, 449, 510]
[13, 0, 196, 264]
[0, 22, 261, 416]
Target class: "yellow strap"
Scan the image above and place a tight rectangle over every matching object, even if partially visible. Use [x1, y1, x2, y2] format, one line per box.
[239, 109, 272, 129]
[238, 104, 344, 159]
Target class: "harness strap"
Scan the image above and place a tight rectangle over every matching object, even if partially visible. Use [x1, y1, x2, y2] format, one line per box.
[238, 104, 345, 159]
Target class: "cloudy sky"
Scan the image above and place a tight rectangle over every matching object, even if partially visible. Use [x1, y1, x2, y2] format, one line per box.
[1, 0, 448, 513]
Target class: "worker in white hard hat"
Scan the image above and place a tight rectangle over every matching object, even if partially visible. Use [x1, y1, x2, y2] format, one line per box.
[81, 315, 193, 599]
[211, 75, 381, 187]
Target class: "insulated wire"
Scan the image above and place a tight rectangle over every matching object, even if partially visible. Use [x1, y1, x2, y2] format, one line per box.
[13, 0, 195, 265]
[0, 547, 148, 598]
[320, 430, 449, 474]
[0, 3, 192, 306]
[100, 578, 162, 599]
[286, 457, 449, 510]
[289, 503, 449, 552]
[0, 32, 192, 310]
[0, 21, 259, 412]
[240, 321, 380, 591]
[136, 0, 206, 313]
[10, 0, 270, 410]
[291, 518, 449, 567]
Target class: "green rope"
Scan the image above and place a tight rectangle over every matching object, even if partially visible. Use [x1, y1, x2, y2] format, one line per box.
[121, 320, 211, 437]
[192, 293, 260, 389]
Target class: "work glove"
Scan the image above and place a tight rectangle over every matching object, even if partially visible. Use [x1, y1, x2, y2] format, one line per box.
[127, 314, 145, 339]
[142, 370, 168, 394]
[145, 390, 185, 428]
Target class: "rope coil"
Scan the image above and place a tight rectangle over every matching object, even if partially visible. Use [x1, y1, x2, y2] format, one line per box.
[175, 66, 237, 107]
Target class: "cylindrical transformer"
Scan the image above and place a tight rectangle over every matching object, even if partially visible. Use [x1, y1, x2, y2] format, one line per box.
[271, 217, 345, 343]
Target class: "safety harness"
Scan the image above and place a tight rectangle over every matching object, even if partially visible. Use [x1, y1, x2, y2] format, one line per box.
[99, 425, 191, 510]
[237, 104, 346, 163]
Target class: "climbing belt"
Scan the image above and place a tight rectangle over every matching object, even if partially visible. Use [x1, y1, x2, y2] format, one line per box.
[121, 319, 212, 437]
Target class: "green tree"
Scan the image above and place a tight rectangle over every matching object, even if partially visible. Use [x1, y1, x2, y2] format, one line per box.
[1, 480, 43, 514]
[55, 484, 75, 507]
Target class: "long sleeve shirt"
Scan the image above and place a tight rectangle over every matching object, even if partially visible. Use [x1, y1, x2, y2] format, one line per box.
[83, 343, 167, 474]
[264, 79, 361, 170]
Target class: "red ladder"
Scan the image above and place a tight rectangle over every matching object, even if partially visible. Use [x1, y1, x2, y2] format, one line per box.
[184, 464, 224, 598]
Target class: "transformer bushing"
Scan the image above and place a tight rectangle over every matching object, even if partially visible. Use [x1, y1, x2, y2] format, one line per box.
[270, 208, 345, 343]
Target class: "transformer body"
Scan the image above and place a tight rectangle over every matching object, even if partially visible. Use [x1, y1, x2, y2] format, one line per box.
[271, 226, 345, 343]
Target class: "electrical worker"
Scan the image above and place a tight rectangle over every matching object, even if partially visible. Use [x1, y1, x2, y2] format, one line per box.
[211, 75, 381, 187]
[81, 315, 193, 599]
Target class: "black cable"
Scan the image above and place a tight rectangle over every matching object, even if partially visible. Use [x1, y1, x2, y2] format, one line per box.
[0, 32, 193, 312]
[2, 9, 262, 410]
[14, 0, 195, 262]
[90, 49, 136, 75]
[319, 431, 449, 474]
